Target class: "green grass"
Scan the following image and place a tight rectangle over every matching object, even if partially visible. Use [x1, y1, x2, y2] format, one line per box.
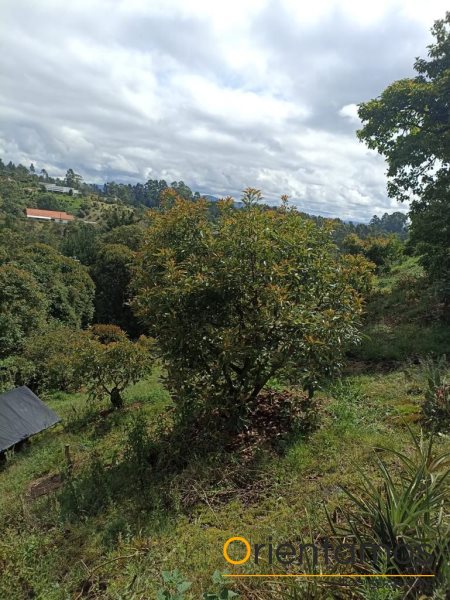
[1, 364, 448, 599]
[355, 256, 450, 363]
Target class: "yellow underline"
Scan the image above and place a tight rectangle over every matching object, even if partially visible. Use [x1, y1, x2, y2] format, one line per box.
[223, 574, 434, 578]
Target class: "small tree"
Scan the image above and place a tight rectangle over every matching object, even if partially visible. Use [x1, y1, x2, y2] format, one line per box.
[133, 189, 372, 430]
[76, 325, 153, 408]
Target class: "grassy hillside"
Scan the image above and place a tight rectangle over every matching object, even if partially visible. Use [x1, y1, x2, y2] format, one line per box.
[355, 257, 450, 363]
[1, 362, 448, 599]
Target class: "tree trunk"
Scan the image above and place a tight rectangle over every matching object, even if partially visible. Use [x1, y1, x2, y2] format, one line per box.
[110, 387, 124, 409]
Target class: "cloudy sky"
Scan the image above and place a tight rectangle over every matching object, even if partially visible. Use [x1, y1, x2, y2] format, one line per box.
[0, 0, 447, 220]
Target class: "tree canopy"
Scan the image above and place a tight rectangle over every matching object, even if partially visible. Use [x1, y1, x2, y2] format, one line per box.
[357, 12, 450, 296]
[358, 13, 450, 203]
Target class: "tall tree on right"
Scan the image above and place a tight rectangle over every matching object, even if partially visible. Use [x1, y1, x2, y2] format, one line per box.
[357, 12, 450, 306]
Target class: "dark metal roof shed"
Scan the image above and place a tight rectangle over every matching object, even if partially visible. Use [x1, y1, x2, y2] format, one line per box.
[0, 386, 60, 453]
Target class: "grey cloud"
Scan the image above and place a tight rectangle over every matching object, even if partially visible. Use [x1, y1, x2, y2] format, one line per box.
[0, 1, 438, 220]
[252, 2, 429, 133]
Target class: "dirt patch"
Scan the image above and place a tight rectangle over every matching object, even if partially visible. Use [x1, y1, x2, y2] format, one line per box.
[27, 473, 63, 499]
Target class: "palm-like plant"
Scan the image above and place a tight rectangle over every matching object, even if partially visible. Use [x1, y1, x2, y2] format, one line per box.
[327, 430, 449, 595]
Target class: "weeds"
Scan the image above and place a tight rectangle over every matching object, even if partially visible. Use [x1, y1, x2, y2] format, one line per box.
[157, 570, 240, 600]
[157, 570, 193, 600]
[123, 412, 157, 487]
[421, 355, 450, 433]
[59, 453, 111, 520]
[327, 379, 366, 431]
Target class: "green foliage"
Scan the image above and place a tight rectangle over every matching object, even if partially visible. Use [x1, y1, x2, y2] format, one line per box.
[408, 185, 450, 299]
[355, 580, 403, 600]
[357, 12, 450, 298]
[61, 221, 98, 265]
[327, 379, 367, 433]
[22, 325, 90, 392]
[101, 204, 136, 229]
[357, 255, 450, 362]
[357, 13, 450, 203]
[369, 213, 409, 240]
[157, 570, 239, 600]
[20, 324, 153, 402]
[0, 264, 48, 357]
[101, 513, 132, 549]
[421, 355, 450, 433]
[0, 240, 95, 357]
[0, 355, 35, 392]
[357, 323, 450, 362]
[15, 243, 95, 327]
[100, 223, 144, 251]
[203, 571, 239, 599]
[63, 397, 98, 433]
[74, 326, 153, 408]
[123, 412, 156, 487]
[35, 192, 74, 213]
[0, 176, 29, 216]
[343, 233, 403, 272]
[59, 453, 111, 521]
[134, 189, 371, 430]
[91, 242, 139, 333]
[64, 168, 83, 189]
[328, 431, 450, 592]
[157, 570, 193, 600]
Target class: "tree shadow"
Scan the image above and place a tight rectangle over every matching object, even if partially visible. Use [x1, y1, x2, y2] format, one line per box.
[56, 388, 319, 523]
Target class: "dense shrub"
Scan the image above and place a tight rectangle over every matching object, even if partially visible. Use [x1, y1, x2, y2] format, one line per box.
[343, 233, 403, 272]
[0, 356, 35, 393]
[133, 189, 371, 431]
[23, 326, 90, 392]
[0, 264, 48, 357]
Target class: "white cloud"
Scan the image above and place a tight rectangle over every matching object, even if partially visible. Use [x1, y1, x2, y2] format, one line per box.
[0, 0, 445, 219]
[339, 103, 360, 123]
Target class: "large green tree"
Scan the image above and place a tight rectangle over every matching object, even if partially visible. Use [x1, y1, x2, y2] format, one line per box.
[357, 12, 450, 297]
[0, 239, 95, 357]
[64, 168, 83, 189]
[0, 265, 48, 357]
[15, 243, 94, 328]
[133, 190, 371, 430]
[91, 243, 139, 334]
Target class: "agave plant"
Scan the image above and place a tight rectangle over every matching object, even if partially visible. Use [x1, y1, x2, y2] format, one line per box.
[326, 430, 449, 596]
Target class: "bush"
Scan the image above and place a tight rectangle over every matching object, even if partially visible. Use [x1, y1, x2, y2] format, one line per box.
[343, 233, 403, 273]
[134, 189, 371, 432]
[0, 356, 35, 392]
[23, 326, 90, 392]
[75, 327, 153, 408]
[123, 412, 157, 487]
[59, 454, 111, 521]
